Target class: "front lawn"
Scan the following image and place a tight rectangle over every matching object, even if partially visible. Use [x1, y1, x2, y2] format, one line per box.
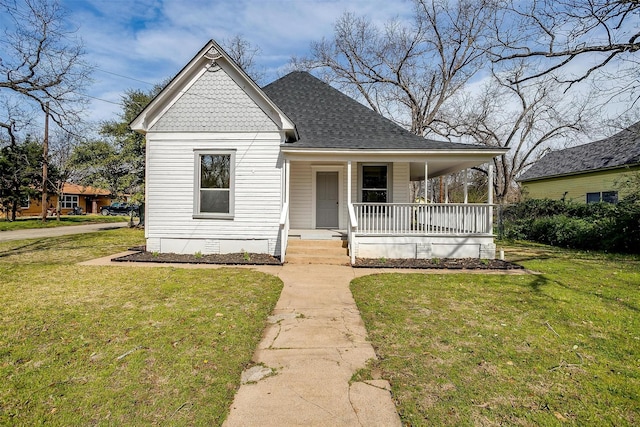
[0, 229, 283, 425]
[351, 244, 640, 426]
[0, 215, 128, 231]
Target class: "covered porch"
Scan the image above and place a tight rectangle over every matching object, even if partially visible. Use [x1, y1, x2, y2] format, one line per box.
[278, 149, 500, 264]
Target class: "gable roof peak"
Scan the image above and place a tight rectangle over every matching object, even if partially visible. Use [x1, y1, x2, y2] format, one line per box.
[130, 39, 296, 136]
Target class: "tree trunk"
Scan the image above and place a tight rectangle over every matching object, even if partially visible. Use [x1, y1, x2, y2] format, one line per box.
[11, 200, 17, 222]
[41, 102, 49, 222]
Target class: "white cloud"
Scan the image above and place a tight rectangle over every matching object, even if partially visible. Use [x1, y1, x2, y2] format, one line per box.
[61, 0, 414, 124]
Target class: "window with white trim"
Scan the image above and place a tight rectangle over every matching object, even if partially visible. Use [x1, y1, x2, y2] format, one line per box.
[60, 195, 79, 209]
[361, 164, 389, 203]
[586, 191, 618, 204]
[20, 195, 30, 209]
[194, 150, 235, 218]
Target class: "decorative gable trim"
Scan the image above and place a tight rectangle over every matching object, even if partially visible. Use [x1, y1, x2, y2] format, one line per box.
[130, 40, 297, 139]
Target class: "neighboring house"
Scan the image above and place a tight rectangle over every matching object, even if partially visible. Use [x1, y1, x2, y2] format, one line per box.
[20, 183, 112, 216]
[518, 122, 640, 203]
[130, 40, 507, 262]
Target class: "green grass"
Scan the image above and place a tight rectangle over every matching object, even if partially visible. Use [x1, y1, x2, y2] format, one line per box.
[0, 229, 283, 425]
[351, 243, 640, 426]
[0, 215, 128, 231]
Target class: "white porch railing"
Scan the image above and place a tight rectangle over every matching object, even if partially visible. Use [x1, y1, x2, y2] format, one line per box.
[352, 203, 491, 235]
[279, 202, 289, 263]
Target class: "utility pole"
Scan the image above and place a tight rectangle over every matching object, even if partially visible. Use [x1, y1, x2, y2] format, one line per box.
[41, 102, 49, 222]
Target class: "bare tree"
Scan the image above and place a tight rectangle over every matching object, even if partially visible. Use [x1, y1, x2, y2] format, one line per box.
[221, 35, 266, 85]
[47, 127, 87, 219]
[491, 0, 640, 94]
[291, 0, 500, 137]
[0, 0, 91, 138]
[442, 64, 591, 203]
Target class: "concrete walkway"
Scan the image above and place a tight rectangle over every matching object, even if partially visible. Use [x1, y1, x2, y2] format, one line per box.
[79, 254, 529, 425]
[0, 221, 128, 241]
[223, 263, 401, 427]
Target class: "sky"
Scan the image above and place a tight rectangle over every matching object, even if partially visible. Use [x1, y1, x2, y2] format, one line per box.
[2, 0, 634, 139]
[61, 0, 416, 124]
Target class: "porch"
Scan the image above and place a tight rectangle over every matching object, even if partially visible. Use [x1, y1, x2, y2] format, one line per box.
[283, 204, 495, 264]
[279, 156, 497, 264]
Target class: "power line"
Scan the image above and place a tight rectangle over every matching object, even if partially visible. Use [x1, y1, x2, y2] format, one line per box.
[78, 92, 122, 106]
[94, 67, 157, 87]
[79, 68, 270, 111]
[3, 63, 269, 118]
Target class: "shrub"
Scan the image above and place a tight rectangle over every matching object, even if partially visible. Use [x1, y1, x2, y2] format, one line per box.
[501, 197, 640, 253]
[529, 216, 596, 249]
[606, 195, 640, 253]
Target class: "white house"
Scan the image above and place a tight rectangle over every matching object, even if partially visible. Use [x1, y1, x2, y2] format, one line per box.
[131, 40, 508, 263]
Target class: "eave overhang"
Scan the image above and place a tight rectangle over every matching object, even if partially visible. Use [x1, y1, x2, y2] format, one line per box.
[280, 146, 509, 179]
[517, 162, 640, 183]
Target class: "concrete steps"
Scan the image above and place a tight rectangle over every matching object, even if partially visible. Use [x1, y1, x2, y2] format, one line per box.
[286, 239, 350, 265]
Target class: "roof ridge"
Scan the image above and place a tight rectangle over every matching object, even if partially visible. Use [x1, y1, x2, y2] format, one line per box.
[518, 123, 640, 182]
[263, 71, 495, 151]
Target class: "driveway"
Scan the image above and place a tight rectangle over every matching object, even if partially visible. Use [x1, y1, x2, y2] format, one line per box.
[0, 221, 129, 242]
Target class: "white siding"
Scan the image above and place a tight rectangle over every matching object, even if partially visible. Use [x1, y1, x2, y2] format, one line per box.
[289, 161, 312, 229]
[350, 162, 358, 204]
[146, 132, 283, 255]
[392, 162, 410, 203]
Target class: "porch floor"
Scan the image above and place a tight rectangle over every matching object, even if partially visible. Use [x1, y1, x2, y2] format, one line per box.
[288, 229, 347, 240]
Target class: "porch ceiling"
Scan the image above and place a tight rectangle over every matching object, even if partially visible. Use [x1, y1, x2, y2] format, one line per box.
[282, 148, 505, 180]
[409, 158, 489, 180]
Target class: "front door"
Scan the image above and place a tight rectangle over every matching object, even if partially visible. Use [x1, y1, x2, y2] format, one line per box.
[316, 171, 339, 228]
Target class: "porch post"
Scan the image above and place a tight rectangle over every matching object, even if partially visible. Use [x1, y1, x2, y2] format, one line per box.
[424, 161, 428, 202]
[347, 160, 354, 264]
[463, 168, 468, 204]
[285, 158, 290, 204]
[281, 158, 291, 263]
[444, 179, 449, 203]
[487, 162, 494, 235]
[347, 160, 352, 205]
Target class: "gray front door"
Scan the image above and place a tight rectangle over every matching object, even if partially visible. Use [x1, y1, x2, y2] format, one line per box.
[316, 171, 339, 228]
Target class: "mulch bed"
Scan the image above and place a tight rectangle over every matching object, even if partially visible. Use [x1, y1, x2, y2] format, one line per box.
[354, 257, 524, 270]
[113, 249, 282, 265]
[116, 247, 523, 269]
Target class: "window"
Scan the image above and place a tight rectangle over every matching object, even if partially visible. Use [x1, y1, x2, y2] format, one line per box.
[361, 165, 388, 203]
[20, 195, 30, 209]
[586, 192, 600, 203]
[586, 191, 618, 204]
[602, 191, 618, 204]
[60, 195, 78, 209]
[194, 150, 235, 218]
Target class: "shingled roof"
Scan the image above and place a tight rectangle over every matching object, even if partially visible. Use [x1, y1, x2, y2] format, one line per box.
[262, 71, 491, 151]
[519, 122, 640, 182]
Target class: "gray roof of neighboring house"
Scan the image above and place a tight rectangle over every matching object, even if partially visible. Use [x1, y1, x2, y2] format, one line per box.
[518, 122, 640, 182]
[262, 71, 492, 151]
